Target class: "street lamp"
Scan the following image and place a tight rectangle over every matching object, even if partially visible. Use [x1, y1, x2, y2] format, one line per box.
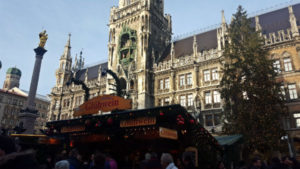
[281, 135, 294, 157]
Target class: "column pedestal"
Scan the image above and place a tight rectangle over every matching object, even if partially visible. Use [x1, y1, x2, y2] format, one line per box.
[18, 47, 46, 134]
[19, 109, 38, 134]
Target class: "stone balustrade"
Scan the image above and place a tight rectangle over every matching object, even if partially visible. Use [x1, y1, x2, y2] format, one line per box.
[263, 28, 292, 46]
[113, 1, 141, 21]
[153, 48, 219, 72]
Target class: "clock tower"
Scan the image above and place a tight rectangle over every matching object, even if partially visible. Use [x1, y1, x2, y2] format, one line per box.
[107, 0, 172, 109]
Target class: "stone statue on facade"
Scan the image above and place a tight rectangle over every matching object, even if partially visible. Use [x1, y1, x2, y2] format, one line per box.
[38, 30, 48, 48]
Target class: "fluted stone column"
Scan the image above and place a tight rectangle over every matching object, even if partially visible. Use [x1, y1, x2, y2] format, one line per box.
[19, 47, 47, 134]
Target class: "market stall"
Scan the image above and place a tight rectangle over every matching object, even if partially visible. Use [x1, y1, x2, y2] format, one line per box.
[46, 103, 221, 168]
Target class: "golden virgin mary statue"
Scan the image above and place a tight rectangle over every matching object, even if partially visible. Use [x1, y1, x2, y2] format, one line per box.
[38, 30, 48, 48]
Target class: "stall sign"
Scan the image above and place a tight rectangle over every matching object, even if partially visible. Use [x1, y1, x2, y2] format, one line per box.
[120, 117, 156, 128]
[74, 95, 132, 116]
[159, 127, 178, 140]
[61, 125, 85, 133]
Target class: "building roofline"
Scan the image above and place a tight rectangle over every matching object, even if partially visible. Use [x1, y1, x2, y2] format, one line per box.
[171, 1, 300, 43]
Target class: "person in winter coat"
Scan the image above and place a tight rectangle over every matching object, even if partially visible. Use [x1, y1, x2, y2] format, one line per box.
[161, 153, 178, 169]
[67, 149, 82, 169]
[55, 160, 70, 169]
[182, 155, 195, 169]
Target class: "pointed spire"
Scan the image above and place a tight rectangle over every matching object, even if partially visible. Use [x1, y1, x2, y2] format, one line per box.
[98, 65, 102, 82]
[119, 0, 125, 8]
[98, 65, 102, 74]
[72, 54, 78, 71]
[152, 48, 156, 65]
[193, 35, 198, 58]
[66, 33, 71, 47]
[78, 50, 84, 70]
[75, 54, 78, 65]
[61, 33, 71, 59]
[218, 10, 228, 50]
[221, 10, 226, 25]
[85, 68, 88, 82]
[170, 42, 175, 65]
[221, 10, 227, 34]
[288, 6, 299, 38]
[255, 16, 262, 32]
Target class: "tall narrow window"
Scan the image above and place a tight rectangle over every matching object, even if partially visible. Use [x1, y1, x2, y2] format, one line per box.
[187, 94, 193, 106]
[284, 58, 293, 71]
[294, 113, 300, 127]
[180, 95, 186, 107]
[164, 97, 170, 105]
[186, 73, 192, 85]
[159, 99, 164, 106]
[55, 100, 59, 109]
[205, 92, 212, 104]
[214, 114, 221, 126]
[159, 79, 164, 89]
[63, 99, 67, 108]
[273, 60, 281, 73]
[296, 119, 300, 128]
[75, 96, 83, 106]
[212, 68, 219, 80]
[60, 78, 63, 85]
[179, 75, 185, 86]
[205, 115, 213, 126]
[130, 80, 134, 90]
[165, 78, 170, 89]
[204, 70, 210, 82]
[288, 84, 298, 100]
[280, 85, 286, 100]
[213, 91, 221, 103]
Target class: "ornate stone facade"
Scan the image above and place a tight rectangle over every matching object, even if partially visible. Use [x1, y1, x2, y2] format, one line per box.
[0, 87, 50, 134]
[48, 1, 300, 137]
[107, 0, 172, 109]
[48, 35, 107, 121]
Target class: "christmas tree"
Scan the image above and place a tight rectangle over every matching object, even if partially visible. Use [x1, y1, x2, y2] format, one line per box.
[220, 6, 287, 156]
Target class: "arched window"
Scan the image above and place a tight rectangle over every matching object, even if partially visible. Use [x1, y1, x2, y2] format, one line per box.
[60, 78, 63, 85]
[282, 52, 293, 72]
[120, 78, 127, 91]
[130, 80, 134, 90]
[126, 0, 131, 5]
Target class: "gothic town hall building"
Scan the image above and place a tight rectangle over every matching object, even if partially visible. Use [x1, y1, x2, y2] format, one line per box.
[49, 0, 300, 136]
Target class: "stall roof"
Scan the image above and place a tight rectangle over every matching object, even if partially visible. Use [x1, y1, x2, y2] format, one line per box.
[46, 105, 221, 149]
[214, 135, 242, 146]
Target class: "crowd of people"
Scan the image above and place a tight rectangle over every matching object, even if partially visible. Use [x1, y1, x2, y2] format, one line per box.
[1, 135, 300, 169]
[231, 156, 300, 169]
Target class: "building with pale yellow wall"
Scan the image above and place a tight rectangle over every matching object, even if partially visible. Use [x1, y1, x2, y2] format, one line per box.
[48, 1, 300, 154]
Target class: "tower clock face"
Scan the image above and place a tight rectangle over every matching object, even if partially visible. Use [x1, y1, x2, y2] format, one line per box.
[118, 27, 137, 66]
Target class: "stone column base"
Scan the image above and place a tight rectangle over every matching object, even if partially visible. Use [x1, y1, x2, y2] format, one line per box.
[18, 112, 38, 134]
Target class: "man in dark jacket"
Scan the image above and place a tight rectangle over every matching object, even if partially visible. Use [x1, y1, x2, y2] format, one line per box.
[182, 155, 195, 169]
[282, 156, 293, 169]
[249, 157, 262, 169]
[0, 136, 38, 169]
[68, 148, 82, 169]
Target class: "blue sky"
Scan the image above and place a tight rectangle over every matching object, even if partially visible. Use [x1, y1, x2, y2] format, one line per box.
[0, 0, 299, 96]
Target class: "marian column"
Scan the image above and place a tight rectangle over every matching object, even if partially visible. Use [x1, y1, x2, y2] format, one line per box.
[19, 31, 48, 134]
